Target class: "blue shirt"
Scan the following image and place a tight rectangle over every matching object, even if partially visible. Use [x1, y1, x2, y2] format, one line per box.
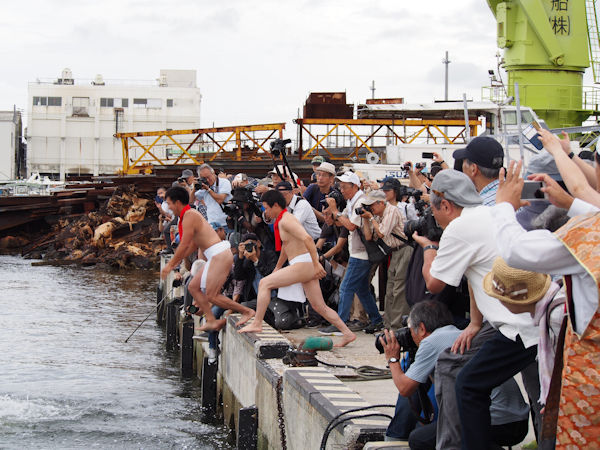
[480, 179, 499, 207]
[405, 325, 461, 383]
[195, 177, 232, 226]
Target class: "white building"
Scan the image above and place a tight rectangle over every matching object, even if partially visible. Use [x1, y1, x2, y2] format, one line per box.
[0, 108, 23, 181]
[27, 68, 201, 179]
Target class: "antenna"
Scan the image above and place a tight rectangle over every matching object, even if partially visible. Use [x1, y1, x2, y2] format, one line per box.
[442, 51, 451, 101]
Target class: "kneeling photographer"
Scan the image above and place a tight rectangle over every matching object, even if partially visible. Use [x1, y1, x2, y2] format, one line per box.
[378, 300, 460, 442]
[235, 233, 304, 330]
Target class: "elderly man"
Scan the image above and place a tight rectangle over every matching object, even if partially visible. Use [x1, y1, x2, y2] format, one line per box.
[195, 163, 232, 228]
[412, 169, 540, 450]
[275, 181, 321, 240]
[319, 171, 384, 335]
[452, 136, 504, 206]
[360, 190, 412, 329]
[303, 162, 337, 222]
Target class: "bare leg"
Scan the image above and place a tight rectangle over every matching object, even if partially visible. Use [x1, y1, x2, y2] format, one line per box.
[239, 264, 314, 334]
[212, 293, 255, 326]
[302, 278, 356, 347]
[188, 270, 219, 329]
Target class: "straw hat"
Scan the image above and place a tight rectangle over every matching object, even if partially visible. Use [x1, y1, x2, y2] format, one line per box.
[483, 257, 551, 305]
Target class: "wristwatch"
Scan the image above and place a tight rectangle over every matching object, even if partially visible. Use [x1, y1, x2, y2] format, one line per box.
[568, 151, 575, 159]
[388, 357, 399, 365]
[423, 244, 439, 252]
[335, 212, 343, 219]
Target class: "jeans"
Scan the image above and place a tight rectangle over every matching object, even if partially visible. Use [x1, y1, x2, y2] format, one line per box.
[455, 331, 538, 450]
[386, 393, 418, 440]
[338, 257, 382, 325]
[208, 306, 225, 350]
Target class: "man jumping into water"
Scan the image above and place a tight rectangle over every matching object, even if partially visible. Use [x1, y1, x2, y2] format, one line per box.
[239, 190, 355, 347]
[160, 186, 255, 331]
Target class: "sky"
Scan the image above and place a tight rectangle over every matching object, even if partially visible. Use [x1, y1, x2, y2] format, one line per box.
[0, 0, 531, 128]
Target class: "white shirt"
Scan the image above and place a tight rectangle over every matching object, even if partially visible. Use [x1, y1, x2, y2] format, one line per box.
[398, 201, 418, 221]
[344, 189, 368, 260]
[491, 201, 600, 336]
[288, 195, 321, 240]
[195, 177, 232, 226]
[430, 206, 539, 348]
[161, 201, 173, 218]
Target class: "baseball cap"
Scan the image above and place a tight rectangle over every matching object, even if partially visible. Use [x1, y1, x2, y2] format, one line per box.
[181, 169, 194, 178]
[362, 190, 387, 205]
[430, 169, 483, 208]
[381, 178, 401, 191]
[453, 136, 504, 169]
[336, 171, 361, 186]
[316, 162, 336, 175]
[275, 181, 293, 191]
[233, 173, 248, 183]
[311, 155, 326, 165]
[525, 150, 562, 181]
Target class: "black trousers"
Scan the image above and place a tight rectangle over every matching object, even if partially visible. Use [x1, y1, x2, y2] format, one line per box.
[455, 330, 537, 450]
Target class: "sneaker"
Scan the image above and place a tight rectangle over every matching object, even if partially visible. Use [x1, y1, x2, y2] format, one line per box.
[318, 325, 343, 336]
[347, 320, 367, 332]
[364, 321, 384, 334]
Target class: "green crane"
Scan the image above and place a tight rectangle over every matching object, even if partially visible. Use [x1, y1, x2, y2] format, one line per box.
[487, 0, 600, 128]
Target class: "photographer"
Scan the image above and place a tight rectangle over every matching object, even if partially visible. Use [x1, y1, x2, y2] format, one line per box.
[412, 170, 540, 450]
[195, 163, 232, 228]
[233, 233, 278, 303]
[380, 300, 461, 441]
[275, 181, 321, 240]
[303, 162, 337, 222]
[360, 190, 413, 328]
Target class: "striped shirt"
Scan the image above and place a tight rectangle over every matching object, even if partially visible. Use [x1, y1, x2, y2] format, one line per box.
[480, 179, 499, 206]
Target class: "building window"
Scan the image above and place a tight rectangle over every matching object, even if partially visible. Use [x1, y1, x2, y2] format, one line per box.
[33, 96, 47, 106]
[48, 97, 62, 106]
[100, 98, 114, 107]
[166, 99, 174, 107]
[121, 98, 129, 108]
[133, 98, 147, 108]
[72, 97, 89, 116]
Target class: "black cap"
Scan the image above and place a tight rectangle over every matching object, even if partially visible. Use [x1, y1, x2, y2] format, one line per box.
[453, 136, 504, 169]
[381, 178, 401, 191]
[276, 181, 293, 191]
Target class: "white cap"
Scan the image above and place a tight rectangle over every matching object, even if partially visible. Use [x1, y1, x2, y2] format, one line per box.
[316, 162, 336, 175]
[336, 171, 361, 186]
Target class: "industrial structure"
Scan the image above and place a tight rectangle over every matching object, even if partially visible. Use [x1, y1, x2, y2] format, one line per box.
[485, 0, 600, 128]
[26, 69, 201, 179]
[0, 108, 25, 180]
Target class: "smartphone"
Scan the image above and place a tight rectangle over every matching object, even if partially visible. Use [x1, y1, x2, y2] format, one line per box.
[521, 181, 545, 200]
[422, 152, 434, 159]
[523, 124, 543, 150]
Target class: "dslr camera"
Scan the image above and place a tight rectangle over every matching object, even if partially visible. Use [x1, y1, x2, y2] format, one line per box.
[244, 241, 256, 253]
[404, 207, 443, 245]
[195, 177, 210, 191]
[375, 316, 418, 360]
[319, 189, 346, 211]
[355, 204, 372, 216]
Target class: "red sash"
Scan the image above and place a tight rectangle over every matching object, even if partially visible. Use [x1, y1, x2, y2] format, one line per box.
[178, 205, 191, 240]
[274, 208, 287, 251]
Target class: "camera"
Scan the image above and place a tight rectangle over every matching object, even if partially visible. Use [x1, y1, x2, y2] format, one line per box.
[415, 162, 426, 170]
[244, 242, 256, 253]
[186, 304, 200, 315]
[195, 177, 210, 191]
[375, 316, 417, 358]
[319, 189, 346, 211]
[404, 207, 444, 244]
[270, 138, 292, 157]
[178, 176, 186, 183]
[355, 204, 371, 215]
[223, 187, 263, 223]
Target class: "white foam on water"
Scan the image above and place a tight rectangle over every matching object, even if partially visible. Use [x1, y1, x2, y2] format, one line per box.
[0, 395, 76, 423]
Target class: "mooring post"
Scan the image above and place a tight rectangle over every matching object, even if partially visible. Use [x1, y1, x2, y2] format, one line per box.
[237, 406, 258, 450]
[166, 301, 177, 351]
[201, 357, 218, 419]
[156, 284, 165, 326]
[180, 320, 194, 377]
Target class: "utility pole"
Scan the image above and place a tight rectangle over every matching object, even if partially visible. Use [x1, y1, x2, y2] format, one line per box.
[442, 51, 450, 101]
[442, 51, 451, 141]
[370, 80, 376, 99]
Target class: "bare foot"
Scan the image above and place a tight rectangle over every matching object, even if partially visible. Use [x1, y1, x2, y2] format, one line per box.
[334, 332, 356, 348]
[196, 318, 227, 332]
[238, 322, 263, 334]
[236, 309, 256, 327]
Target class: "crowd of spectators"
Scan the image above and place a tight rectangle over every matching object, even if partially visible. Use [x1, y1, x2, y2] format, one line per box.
[156, 130, 600, 448]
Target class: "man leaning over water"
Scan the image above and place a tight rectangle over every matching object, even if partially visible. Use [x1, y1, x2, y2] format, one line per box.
[160, 186, 255, 331]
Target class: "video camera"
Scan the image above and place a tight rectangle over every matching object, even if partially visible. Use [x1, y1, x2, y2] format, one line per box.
[270, 138, 292, 157]
[375, 316, 418, 361]
[222, 187, 262, 221]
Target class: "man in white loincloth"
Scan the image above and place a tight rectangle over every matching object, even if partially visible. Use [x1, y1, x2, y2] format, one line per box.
[238, 189, 355, 347]
[160, 186, 255, 331]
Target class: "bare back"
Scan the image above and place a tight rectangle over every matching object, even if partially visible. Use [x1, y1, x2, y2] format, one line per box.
[278, 212, 311, 261]
[181, 208, 221, 251]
